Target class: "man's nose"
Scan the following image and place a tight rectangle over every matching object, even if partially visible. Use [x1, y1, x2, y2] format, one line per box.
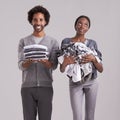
[36, 20, 41, 24]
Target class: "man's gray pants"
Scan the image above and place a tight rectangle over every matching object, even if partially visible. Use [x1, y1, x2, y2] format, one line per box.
[69, 80, 98, 120]
[21, 87, 53, 120]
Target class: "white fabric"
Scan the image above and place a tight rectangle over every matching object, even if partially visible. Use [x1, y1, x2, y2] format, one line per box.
[24, 51, 48, 55]
[24, 44, 48, 50]
[23, 44, 49, 60]
[59, 42, 101, 83]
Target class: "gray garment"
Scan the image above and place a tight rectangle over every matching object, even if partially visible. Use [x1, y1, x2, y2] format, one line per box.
[69, 80, 98, 120]
[61, 38, 102, 83]
[18, 35, 59, 87]
[61, 38, 102, 120]
[21, 87, 53, 120]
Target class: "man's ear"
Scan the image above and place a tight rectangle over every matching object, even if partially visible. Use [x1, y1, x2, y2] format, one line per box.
[44, 21, 47, 26]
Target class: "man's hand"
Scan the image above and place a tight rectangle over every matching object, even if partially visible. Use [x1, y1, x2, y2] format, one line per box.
[38, 59, 53, 69]
[22, 59, 34, 68]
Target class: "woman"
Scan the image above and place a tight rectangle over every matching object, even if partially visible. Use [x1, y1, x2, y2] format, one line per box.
[60, 15, 103, 120]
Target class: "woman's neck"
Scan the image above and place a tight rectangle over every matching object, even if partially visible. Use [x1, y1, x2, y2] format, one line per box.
[72, 35, 86, 43]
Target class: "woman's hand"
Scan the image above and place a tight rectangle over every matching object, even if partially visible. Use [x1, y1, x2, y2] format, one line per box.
[60, 55, 76, 72]
[81, 54, 103, 73]
[81, 54, 96, 64]
[63, 55, 76, 65]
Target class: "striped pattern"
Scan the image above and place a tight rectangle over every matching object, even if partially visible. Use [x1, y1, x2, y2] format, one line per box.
[24, 44, 49, 60]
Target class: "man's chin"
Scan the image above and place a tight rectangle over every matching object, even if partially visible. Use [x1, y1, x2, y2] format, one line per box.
[33, 25, 44, 33]
[35, 29, 43, 33]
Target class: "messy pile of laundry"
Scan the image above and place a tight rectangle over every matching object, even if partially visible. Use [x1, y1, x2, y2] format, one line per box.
[57, 42, 100, 83]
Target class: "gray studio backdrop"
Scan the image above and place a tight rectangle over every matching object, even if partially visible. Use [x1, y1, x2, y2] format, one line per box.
[0, 0, 120, 120]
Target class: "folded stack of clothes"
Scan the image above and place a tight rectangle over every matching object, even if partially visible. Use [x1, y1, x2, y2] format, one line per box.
[24, 44, 49, 60]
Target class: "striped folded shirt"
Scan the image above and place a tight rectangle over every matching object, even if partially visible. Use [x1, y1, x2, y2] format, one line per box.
[23, 44, 49, 60]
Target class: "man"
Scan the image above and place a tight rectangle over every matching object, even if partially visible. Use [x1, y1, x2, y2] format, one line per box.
[18, 5, 59, 120]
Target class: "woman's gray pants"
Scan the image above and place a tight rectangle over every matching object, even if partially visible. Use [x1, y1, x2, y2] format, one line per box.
[69, 80, 98, 120]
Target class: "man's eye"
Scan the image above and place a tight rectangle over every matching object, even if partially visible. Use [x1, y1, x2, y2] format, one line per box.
[40, 19, 43, 21]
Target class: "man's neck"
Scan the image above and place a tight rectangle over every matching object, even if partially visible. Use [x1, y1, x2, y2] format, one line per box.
[33, 31, 45, 37]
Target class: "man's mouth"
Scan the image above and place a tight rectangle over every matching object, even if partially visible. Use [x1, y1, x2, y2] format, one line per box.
[34, 25, 44, 32]
[35, 25, 42, 30]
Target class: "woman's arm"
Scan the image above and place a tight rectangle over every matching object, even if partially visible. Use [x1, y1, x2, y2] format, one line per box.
[81, 54, 103, 73]
[60, 56, 76, 72]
